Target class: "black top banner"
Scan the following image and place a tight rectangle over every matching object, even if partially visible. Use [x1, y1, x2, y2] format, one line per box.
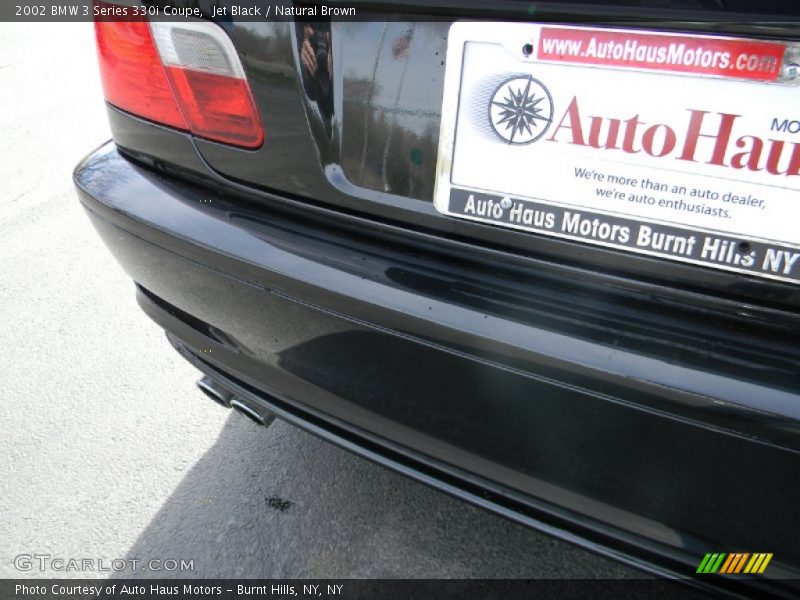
[3, 1, 375, 22]
[4, 0, 800, 23]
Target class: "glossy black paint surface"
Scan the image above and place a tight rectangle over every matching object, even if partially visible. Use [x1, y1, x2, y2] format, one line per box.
[75, 144, 800, 593]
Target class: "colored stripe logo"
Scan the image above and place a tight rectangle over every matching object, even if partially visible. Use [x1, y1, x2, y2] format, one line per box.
[697, 553, 773, 574]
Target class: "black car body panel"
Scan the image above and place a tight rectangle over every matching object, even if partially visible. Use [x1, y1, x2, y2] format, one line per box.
[76, 142, 800, 594]
[77, 0, 800, 594]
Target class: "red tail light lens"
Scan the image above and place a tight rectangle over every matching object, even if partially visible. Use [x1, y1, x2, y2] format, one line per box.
[94, 19, 187, 130]
[163, 68, 264, 148]
[94, 13, 263, 149]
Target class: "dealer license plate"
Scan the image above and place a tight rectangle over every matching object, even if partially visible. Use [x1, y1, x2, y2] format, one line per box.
[434, 22, 800, 284]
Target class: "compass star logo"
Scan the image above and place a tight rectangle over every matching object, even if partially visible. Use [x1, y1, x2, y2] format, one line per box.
[488, 75, 554, 144]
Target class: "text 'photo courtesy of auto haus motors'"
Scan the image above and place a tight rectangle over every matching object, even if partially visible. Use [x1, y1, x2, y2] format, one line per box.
[435, 23, 800, 285]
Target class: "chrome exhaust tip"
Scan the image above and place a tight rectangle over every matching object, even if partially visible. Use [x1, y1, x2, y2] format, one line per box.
[196, 375, 276, 427]
[196, 376, 233, 408]
[230, 398, 274, 427]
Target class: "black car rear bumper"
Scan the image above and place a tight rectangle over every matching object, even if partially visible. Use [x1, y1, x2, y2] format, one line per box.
[75, 142, 800, 594]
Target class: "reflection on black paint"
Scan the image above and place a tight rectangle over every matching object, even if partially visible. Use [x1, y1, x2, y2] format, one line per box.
[297, 20, 334, 136]
[340, 23, 445, 200]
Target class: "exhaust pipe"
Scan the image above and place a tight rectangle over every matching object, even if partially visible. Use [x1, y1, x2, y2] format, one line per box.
[197, 376, 234, 407]
[196, 375, 275, 427]
[230, 399, 274, 427]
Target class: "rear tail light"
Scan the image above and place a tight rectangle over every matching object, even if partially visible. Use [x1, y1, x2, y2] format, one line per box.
[150, 22, 264, 148]
[95, 18, 187, 130]
[94, 12, 263, 149]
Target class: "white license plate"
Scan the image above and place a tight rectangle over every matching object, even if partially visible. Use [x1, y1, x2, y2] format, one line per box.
[434, 22, 800, 284]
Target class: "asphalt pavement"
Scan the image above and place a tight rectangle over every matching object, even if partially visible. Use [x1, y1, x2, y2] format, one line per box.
[0, 22, 645, 579]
